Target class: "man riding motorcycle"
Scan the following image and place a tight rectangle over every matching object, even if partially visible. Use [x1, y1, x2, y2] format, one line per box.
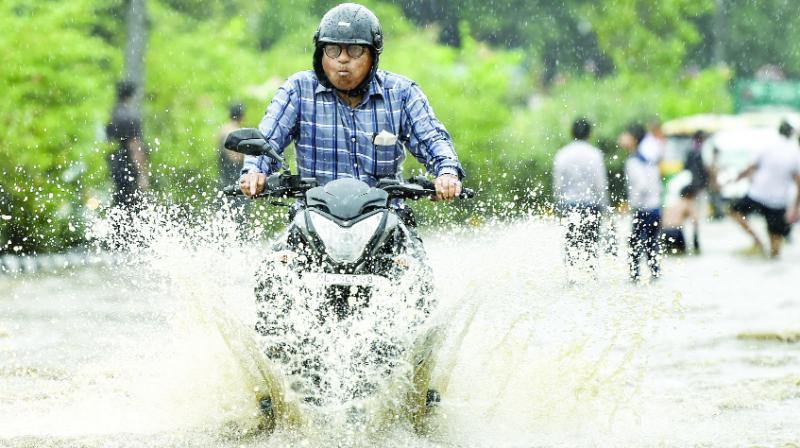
[239, 2, 464, 203]
[234, 2, 466, 428]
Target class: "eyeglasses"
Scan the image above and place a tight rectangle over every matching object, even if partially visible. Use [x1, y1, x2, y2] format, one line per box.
[323, 44, 367, 59]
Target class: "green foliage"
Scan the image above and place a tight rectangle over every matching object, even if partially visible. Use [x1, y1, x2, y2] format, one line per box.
[585, 0, 713, 78]
[456, 0, 583, 48]
[393, 0, 611, 81]
[719, 0, 800, 77]
[381, 23, 522, 173]
[143, 1, 272, 195]
[0, 0, 120, 253]
[1, 0, 740, 253]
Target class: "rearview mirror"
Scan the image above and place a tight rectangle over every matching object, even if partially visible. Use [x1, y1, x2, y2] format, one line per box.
[223, 128, 285, 164]
[224, 128, 263, 151]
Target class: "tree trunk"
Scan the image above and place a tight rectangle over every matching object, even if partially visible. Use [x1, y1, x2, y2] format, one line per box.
[124, 0, 147, 114]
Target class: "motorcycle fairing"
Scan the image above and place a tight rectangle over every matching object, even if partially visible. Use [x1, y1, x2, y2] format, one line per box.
[306, 178, 389, 221]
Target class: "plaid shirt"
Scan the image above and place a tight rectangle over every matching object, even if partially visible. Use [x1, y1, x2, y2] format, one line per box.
[242, 70, 464, 186]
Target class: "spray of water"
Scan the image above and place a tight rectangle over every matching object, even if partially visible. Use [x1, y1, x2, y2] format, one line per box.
[1, 198, 680, 447]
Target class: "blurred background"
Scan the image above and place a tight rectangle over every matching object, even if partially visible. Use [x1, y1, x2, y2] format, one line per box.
[4, 0, 800, 254]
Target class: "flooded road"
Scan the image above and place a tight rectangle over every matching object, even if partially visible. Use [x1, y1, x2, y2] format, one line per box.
[1, 216, 799, 447]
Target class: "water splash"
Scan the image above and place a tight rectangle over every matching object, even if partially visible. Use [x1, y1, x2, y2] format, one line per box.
[0, 200, 711, 447]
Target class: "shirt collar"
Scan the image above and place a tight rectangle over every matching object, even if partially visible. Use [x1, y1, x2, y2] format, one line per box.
[314, 81, 330, 95]
[366, 73, 384, 98]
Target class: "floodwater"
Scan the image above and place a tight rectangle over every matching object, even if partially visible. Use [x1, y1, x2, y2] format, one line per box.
[1, 213, 799, 447]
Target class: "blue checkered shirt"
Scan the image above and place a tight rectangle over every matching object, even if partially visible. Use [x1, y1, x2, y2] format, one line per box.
[242, 70, 464, 186]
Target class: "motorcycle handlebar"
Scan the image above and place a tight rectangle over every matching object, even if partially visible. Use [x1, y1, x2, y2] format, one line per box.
[222, 173, 317, 198]
[379, 177, 475, 201]
[221, 176, 476, 200]
[222, 184, 242, 196]
[385, 187, 475, 200]
[403, 176, 476, 200]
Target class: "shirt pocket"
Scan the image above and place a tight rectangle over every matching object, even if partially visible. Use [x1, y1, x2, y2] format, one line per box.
[365, 142, 401, 178]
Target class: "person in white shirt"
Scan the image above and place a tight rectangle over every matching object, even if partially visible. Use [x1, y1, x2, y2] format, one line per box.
[553, 118, 609, 269]
[638, 119, 666, 164]
[730, 121, 800, 258]
[622, 123, 663, 282]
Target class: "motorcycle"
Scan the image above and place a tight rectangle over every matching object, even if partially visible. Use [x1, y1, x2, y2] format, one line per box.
[222, 128, 474, 432]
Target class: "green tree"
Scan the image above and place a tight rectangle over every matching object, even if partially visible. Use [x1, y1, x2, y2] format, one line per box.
[392, 0, 612, 82]
[0, 0, 120, 253]
[585, 0, 713, 78]
[718, 0, 800, 77]
[0, 0, 523, 252]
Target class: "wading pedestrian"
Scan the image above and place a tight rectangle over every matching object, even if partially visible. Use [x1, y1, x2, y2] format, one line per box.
[622, 123, 662, 282]
[552, 117, 608, 271]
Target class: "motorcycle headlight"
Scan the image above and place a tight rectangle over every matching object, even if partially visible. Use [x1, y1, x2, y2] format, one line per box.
[308, 211, 383, 263]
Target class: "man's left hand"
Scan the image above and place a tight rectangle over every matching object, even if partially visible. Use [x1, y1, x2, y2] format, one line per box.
[433, 173, 462, 201]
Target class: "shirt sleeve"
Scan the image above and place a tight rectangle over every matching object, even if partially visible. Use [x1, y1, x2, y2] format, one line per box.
[241, 80, 300, 176]
[400, 84, 465, 179]
[794, 153, 800, 176]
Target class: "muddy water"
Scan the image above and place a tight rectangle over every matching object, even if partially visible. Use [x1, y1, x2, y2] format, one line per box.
[1, 216, 798, 447]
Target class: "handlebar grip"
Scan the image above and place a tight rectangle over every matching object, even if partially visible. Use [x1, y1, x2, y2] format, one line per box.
[409, 176, 475, 199]
[222, 184, 243, 196]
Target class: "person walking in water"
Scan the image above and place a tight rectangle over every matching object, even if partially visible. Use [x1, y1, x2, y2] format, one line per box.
[218, 103, 246, 189]
[683, 130, 711, 249]
[552, 117, 608, 271]
[106, 80, 149, 207]
[622, 123, 662, 282]
[685, 131, 711, 193]
[729, 121, 800, 258]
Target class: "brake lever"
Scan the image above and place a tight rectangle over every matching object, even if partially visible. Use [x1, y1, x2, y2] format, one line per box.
[222, 184, 241, 196]
[460, 188, 476, 199]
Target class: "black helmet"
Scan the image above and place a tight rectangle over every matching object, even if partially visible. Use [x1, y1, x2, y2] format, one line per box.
[312, 3, 383, 95]
[314, 3, 383, 53]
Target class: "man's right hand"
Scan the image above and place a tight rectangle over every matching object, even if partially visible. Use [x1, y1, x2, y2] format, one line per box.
[787, 207, 799, 225]
[239, 172, 267, 197]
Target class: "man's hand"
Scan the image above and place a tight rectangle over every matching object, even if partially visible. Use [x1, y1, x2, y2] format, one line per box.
[787, 207, 799, 225]
[433, 173, 462, 201]
[239, 172, 267, 197]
